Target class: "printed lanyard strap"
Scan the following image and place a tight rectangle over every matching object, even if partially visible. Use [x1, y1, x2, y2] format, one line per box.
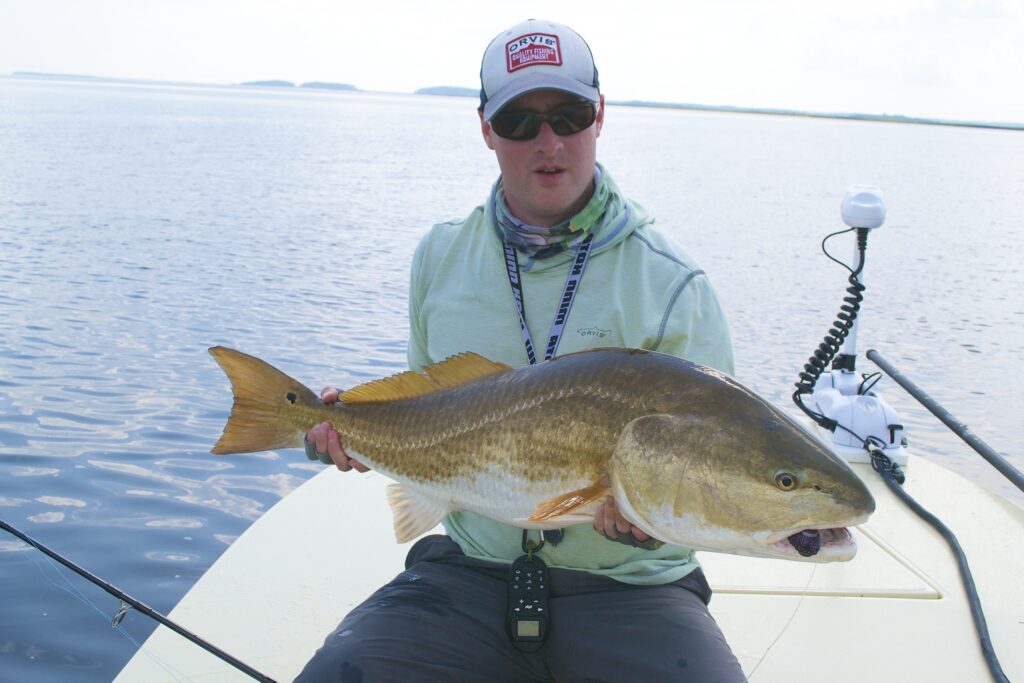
[502, 235, 594, 365]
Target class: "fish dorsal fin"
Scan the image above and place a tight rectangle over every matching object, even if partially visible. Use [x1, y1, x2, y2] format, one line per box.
[340, 353, 513, 404]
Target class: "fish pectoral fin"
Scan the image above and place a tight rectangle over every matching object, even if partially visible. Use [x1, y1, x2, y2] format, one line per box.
[528, 480, 611, 522]
[385, 484, 448, 543]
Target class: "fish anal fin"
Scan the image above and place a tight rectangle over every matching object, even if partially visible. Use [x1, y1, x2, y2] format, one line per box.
[386, 484, 448, 543]
[341, 353, 513, 404]
[529, 480, 611, 522]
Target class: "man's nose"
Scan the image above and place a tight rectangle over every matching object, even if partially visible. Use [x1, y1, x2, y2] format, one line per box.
[533, 120, 564, 150]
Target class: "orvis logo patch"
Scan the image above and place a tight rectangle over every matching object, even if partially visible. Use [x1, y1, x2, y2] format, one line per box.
[506, 33, 562, 72]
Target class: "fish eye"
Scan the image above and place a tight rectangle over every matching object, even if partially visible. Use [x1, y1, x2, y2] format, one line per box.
[774, 471, 799, 491]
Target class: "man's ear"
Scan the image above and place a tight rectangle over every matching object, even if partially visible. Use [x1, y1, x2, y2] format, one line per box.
[595, 95, 605, 138]
[480, 110, 496, 150]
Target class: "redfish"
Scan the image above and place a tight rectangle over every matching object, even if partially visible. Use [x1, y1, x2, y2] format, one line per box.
[209, 346, 874, 561]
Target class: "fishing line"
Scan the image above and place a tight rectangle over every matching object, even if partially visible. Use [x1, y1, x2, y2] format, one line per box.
[32, 555, 194, 683]
[1, 519, 277, 682]
[746, 565, 817, 680]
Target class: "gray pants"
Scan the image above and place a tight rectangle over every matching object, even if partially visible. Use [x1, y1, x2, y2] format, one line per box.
[295, 535, 745, 683]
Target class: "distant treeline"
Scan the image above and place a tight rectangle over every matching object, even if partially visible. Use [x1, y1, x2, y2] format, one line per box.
[415, 86, 478, 97]
[241, 80, 358, 91]
[612, 100, 1024, 131]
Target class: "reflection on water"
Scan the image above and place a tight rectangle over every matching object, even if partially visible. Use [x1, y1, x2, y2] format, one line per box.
[1, 76, 1022, 682]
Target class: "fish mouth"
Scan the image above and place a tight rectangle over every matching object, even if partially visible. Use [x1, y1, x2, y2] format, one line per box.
[765, 516, 869, 559]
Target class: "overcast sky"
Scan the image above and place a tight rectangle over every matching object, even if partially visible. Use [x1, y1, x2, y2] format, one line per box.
[2, 0, 1022, 123]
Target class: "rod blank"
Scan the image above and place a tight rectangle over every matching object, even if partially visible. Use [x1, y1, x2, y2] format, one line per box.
[866, 349, 1024, 493]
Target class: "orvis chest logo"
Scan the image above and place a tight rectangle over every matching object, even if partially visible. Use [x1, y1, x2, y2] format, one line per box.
[506, 33, 562, 72]
[577, 327, 611, 339]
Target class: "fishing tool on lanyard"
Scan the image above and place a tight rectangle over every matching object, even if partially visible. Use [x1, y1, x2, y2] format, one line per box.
[506, 530, 551, 652]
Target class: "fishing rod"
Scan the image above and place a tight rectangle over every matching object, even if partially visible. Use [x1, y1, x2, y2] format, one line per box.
[865, 349, 1023, 492]
[0, 519, 278, 683]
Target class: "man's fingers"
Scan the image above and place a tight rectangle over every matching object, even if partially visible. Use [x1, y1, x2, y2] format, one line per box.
[320, 386, 339, 404]
[326, 431, 350, 471]
[603, 495, 631, 535]
[593, 496, 653, 544]
[613, 506, 631, 535]
[310, 422, 330, 455]
[601, 496, 618, 539]
[326, 430, 371, 473]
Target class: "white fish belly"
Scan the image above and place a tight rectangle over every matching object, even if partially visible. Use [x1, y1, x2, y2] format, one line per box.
[409, 466, 596, 529]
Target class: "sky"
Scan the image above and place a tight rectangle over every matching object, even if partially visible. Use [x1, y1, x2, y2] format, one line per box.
[2, 0, 1023, 123]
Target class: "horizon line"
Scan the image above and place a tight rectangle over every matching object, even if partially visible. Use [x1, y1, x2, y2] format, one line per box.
[5, 71, 1022, 132]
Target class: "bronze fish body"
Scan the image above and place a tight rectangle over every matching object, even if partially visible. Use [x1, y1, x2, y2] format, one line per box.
[209, 346, 875, 561]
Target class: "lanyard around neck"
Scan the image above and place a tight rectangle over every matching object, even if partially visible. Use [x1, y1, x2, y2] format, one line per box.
[502, 234, 594, 365]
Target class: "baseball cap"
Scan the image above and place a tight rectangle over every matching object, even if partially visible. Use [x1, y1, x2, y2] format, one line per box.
[479, 19, 600, 121]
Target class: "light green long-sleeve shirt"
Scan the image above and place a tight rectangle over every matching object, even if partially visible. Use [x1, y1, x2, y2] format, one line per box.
[407, 169, 735, 585]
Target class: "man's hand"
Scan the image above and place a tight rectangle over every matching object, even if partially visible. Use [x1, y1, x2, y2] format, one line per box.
[592, 496, 662, 550]
[304, 386, 369, 473]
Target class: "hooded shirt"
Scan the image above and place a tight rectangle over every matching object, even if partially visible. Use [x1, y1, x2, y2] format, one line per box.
[407, 166, 734, 585]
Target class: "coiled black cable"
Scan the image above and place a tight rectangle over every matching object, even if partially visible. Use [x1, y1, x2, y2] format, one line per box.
[793, 227, 869, 430]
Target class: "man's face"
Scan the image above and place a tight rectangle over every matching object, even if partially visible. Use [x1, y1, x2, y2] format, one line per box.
[481, 90, 605, 228]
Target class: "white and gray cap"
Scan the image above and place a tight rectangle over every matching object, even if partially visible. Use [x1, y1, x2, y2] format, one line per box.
[479, 19, 600, 121]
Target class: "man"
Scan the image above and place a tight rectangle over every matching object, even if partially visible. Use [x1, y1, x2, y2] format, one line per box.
[297, 19, 745, 682]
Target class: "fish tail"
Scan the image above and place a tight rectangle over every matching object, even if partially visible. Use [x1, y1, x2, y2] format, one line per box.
[208, 346, 322, 454]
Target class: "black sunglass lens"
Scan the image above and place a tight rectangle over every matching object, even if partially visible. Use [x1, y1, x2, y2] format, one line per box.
[550, 105, 595, 135]
[493, 111, 540, 140]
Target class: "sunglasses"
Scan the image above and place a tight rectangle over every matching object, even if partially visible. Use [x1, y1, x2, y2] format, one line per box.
[490, 102, 598, 141]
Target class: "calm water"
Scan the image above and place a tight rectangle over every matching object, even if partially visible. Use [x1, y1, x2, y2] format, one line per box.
[1, 77, 1021, 682]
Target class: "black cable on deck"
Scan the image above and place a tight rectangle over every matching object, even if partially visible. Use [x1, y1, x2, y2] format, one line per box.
[867, 453, 1009, 683]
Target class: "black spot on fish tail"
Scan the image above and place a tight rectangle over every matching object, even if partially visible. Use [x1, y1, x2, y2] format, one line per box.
[286, 392, 297, 404]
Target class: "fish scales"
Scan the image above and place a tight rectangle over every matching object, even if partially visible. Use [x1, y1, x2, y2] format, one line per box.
[332, 352, 654, 485]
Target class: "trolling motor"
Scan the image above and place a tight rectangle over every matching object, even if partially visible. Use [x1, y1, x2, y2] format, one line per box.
[793, 185, 909, 465]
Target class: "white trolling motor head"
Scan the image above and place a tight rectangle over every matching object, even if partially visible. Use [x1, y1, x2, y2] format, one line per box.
[806, 185, 909, 464]
[841, 185, 886, 230]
